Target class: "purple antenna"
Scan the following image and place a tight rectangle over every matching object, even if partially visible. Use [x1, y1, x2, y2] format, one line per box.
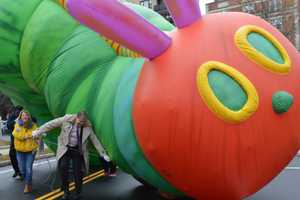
[65, 0, 172, 59]
[164, 0, 201, 28]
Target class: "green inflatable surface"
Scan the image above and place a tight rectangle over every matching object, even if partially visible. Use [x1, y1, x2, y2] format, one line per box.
[0, 0, 181, 195]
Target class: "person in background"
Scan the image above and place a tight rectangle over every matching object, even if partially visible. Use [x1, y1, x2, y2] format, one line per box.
[7, 105, 23, 179]
[32, 111, 111, 200]
[13, 110, 38, 194]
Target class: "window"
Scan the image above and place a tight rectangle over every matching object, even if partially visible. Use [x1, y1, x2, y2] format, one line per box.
[268, 0, 283, 12]
[269, 16, 284, 32]
[140, 0, 152, 8]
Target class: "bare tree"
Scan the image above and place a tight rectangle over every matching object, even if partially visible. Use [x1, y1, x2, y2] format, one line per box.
[0, 93, 13, 119]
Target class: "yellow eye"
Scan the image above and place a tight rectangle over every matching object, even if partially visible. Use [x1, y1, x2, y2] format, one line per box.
[197, 61, 259, 124]
[235, 25, 291, 74]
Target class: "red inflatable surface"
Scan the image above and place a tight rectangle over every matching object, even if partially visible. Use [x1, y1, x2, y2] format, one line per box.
[133, 13, 300, 199]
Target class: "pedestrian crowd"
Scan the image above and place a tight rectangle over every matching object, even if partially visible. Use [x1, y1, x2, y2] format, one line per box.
[4, 106, 115, 200]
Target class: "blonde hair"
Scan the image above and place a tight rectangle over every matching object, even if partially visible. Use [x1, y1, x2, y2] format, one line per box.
[17, 110, 33, 129]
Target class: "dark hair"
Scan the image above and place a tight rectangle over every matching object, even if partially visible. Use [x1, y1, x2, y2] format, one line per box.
[76, 111, 91, 127]
[77, 111, 87, 118]
[15, 105, 23, 112]
[14, 105, 24, 117]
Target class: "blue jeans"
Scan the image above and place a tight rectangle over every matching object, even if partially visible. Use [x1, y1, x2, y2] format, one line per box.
[16, 151, 36, 185]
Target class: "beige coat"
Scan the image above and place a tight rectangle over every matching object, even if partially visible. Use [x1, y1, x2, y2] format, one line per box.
[33, 114, 108, 172]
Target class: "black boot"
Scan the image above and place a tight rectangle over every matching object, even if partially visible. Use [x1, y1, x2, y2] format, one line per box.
[62, 191, 70, 200]
[73, 192, 82, 200]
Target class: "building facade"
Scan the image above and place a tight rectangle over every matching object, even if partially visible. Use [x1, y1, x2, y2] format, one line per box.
[207, 0, 300, 50]
[127, 0, 173, 22]
[126, 0, 300, 51]
[127, 0, 156, 8]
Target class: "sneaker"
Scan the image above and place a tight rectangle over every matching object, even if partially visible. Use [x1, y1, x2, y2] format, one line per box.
[109, 172, 117, 177]
[16, 175, 24, 181]
[12, 172, 18, 178]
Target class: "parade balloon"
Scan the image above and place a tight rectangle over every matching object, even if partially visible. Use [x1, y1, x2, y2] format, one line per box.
[0, 0, 299, 199]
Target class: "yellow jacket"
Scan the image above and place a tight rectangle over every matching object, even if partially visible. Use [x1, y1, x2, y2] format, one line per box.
[13, 122, 38, 152]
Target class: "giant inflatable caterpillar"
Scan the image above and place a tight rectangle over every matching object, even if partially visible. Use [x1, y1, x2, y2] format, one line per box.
[1, 0, 300, 199]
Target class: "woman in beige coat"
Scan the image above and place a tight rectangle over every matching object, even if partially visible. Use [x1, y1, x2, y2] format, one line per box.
[32, 111, 110, 200]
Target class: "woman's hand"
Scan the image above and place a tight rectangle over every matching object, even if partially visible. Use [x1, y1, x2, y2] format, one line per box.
[32, 130, 40, 138]
[103, 154, 110, 162]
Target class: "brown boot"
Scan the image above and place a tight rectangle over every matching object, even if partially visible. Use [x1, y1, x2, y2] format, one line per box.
[24, 184, 32, 194]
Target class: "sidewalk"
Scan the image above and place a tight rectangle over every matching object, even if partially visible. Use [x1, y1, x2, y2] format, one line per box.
[0, 134, 10, 156]
[0, 134, 10, 146]
[0, 134, 10, 142]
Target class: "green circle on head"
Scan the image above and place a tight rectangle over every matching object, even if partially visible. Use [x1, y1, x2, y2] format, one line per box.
[272, 91, 293, 114]
[208, 70, 247, 111]
[247, 32, 285, 64]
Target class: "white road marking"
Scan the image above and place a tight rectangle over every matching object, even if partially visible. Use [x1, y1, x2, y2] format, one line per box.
[285, 167, 300, 170]
[0, 158, 56, 174]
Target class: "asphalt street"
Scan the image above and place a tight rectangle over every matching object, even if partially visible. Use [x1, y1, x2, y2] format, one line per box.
[0, 156, 299, 200]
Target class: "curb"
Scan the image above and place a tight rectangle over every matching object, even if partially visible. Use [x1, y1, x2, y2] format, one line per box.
[0, 153, 55, 167]
[0, 145, 9, 150]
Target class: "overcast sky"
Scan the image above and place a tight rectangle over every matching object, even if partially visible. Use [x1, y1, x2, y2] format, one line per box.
[200, 0, 214, 15]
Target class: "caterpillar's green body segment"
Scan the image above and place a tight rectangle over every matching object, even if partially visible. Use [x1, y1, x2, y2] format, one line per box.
[0, 0, 182, 195]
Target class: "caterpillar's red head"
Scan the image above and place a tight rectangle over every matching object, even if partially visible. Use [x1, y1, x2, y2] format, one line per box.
[62, 0, 300, 199]
[133, 11, 300, 199]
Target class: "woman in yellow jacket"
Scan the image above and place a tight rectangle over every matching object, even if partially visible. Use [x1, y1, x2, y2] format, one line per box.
[13, 110, 38, 194]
